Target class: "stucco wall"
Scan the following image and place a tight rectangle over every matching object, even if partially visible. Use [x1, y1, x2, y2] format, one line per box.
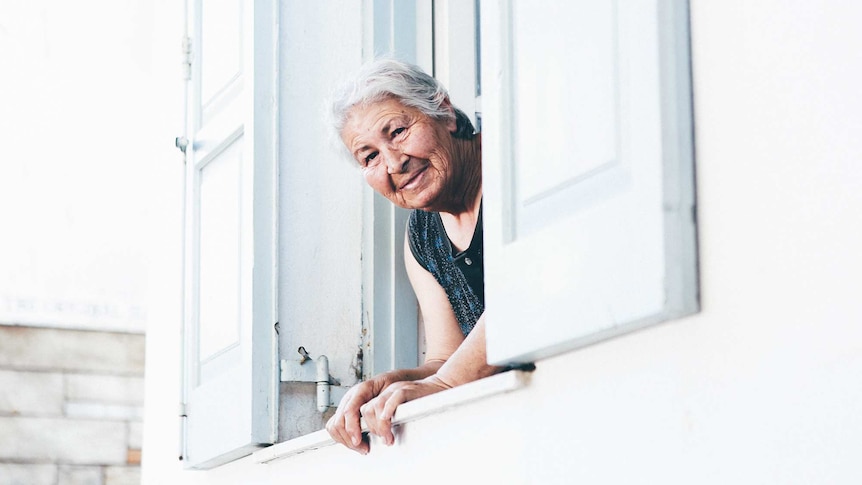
[142, 0, 862, 483]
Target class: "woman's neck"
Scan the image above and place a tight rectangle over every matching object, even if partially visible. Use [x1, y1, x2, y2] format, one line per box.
[437, 134, 483, 252]
[439, 133, 482, 217]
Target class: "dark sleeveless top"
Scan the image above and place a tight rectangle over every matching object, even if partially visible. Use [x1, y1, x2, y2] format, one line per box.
[407, 206, 484, 337]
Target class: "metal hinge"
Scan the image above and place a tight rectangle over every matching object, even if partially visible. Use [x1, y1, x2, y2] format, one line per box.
[181, 36, 192, 81]
[280, 347, 350, 412]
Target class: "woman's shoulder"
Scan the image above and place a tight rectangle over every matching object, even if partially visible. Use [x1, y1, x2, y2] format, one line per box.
[408, 208, 438, 230]
[407, 209, 442, 267]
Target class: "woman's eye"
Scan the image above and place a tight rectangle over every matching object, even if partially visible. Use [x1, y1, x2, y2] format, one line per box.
[392, 127, 406, 138]
[363, 151, 379, 166]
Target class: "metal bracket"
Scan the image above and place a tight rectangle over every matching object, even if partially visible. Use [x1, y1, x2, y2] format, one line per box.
[280, 347, 350, 412]
[175, 136, 189, 154]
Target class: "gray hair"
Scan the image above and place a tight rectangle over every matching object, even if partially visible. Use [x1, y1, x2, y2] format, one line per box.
[328, 58, 475, 161]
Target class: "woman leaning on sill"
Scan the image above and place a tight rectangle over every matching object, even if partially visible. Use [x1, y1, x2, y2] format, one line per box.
[325, 58, 503, 454]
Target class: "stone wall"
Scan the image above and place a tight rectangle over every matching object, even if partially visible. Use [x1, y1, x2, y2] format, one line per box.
[0, 325, 145, 485]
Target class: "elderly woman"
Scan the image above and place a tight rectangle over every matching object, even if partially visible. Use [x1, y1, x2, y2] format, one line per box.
[326, 58, 502, 454]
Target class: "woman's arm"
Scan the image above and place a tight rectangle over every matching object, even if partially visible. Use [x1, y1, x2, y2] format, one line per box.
[359, 314, 502, 446]
[403, 233, 467, 364]
[325, 234, 467, 454]
[357, 235, 503, 446]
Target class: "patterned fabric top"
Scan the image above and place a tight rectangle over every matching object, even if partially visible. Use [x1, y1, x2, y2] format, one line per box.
[407, 206, 484, 337]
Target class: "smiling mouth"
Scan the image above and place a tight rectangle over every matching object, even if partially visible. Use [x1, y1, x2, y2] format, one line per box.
[399, 165, 428, 191]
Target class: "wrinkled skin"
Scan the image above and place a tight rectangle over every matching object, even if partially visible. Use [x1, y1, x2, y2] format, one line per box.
[325, 363, 443, 455]
[325, 378, 383, 455]
[340, 97, 480, 214]
[358, 375, 452, 446]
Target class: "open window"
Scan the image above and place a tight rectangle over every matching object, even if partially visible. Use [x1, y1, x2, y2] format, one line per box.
[364, 0, 483, 374]
[178, 0, 697, 470]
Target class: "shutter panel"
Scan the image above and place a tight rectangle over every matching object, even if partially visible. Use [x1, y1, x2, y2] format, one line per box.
[181, 0, 277, 469]
[480, 0, 698, 365]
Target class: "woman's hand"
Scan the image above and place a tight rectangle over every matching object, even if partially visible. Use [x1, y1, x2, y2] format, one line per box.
[352, 317, 502, 449]
[325, 377, 386, 455]
[359, 375, 452, 446]
[325, 363, 443, 454]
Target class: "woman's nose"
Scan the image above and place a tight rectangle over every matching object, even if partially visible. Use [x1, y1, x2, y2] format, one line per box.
[386, 152, 409, 174]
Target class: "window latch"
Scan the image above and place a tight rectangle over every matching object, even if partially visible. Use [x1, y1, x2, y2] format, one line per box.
[280, 347, 350, 412]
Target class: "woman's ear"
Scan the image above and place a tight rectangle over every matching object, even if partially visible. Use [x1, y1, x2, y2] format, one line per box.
[440, 98, 458, 133]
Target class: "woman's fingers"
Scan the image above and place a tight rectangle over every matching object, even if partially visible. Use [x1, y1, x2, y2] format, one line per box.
[343, 406, 363, 447]
[359, 400, 382, 442]
[361, 380, 439, 446]
[327, 409, 369, 455]
[325, 414, 347, 447]
[329, 377, 450, 451]
[379, 386, 408, 423]
[376, 387, 407, 445]
[325, 413, 351, 450]
[360, 395, 393, 445]
[325, 384, 374, 455]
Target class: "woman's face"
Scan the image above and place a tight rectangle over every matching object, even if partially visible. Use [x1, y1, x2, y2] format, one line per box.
[341, 97, 458, 211]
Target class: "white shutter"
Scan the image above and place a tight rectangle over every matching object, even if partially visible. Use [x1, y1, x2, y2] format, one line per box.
[181, 0, 278, 469]
[480, 0, 698, 365]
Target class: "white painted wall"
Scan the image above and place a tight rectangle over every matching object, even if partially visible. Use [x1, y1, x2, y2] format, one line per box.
[142, 0, 862, 483]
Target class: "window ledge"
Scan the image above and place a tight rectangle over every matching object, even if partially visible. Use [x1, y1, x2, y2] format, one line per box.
[253, 369, 532, 464]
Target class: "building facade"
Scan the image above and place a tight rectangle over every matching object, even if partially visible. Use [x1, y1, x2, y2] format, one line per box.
[142, 1, 862, 484]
